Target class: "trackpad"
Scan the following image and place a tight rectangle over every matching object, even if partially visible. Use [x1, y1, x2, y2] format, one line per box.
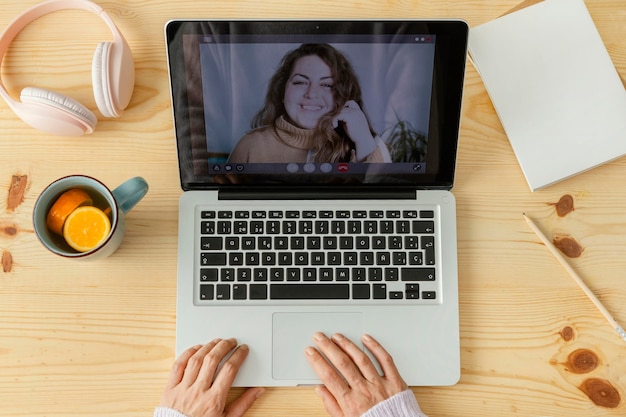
[272, 312, 363, 381]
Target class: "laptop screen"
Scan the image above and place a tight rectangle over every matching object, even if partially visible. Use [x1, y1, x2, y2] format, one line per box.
[166, 21, 468, 191]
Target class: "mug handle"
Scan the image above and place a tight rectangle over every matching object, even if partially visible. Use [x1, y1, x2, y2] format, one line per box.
[112, 177, 149, 214]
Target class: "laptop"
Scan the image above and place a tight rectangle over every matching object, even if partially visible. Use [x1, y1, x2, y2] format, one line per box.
[165, 20, 468, 387]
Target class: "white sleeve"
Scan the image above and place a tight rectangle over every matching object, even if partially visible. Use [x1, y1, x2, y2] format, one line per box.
[360, 389, 428, 417]
[153, 407, 188, 417]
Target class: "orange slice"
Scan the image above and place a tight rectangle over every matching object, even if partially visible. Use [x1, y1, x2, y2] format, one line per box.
[46, 188, 93, 235]
[62, 206, 111, 252]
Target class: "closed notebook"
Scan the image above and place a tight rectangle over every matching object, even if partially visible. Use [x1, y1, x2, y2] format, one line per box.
[468, 0, 626, 191]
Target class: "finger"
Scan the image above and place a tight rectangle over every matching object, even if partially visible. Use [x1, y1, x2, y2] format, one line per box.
[305, 346, 350, 396]
[210, 343, 250, 393]
[331, 333, 380, 383]
[181, 338, 222, 386]
[362, 334, 407, 389]
[195, 338, 239, 388]
[314, 332, 364, 386]
[166, 344, 202, 389]
[225, 387, 265, 417]
[315, 385, 344, 417]
[305, 335, 350, 395]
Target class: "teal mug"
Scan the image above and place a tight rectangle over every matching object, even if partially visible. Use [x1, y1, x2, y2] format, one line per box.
[33, 175, 148, 260]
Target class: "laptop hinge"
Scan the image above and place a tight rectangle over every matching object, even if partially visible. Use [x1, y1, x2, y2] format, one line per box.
[217, 187, 417, 200]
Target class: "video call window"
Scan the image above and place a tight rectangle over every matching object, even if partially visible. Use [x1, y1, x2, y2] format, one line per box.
[181, 33, 437, 181]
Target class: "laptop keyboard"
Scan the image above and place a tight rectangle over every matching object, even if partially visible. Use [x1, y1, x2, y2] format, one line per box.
[197, 208, 440, 305]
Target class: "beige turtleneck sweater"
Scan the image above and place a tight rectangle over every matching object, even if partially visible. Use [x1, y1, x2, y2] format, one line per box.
[228, 116, 388, 163]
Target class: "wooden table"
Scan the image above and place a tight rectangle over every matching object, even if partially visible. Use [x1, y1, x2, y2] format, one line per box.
[1, 1, 625, 416]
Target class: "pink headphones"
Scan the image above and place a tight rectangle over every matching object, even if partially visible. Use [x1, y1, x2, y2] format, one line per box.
[0, 0, 135, 136]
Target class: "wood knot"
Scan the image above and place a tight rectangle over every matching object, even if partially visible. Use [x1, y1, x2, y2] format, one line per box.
[550, 194, 575, 217]
[560, 326, 575, 342]
[7, 175, 28, 213]
[566, 349, 599, 374]
[0, 222, 18, 238]
[553, 234, 584, 258]
[579, 378, 621, 408]
[1, 250, 12, 273]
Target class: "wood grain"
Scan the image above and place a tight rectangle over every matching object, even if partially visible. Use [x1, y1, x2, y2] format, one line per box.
[1, 1, 625, 416]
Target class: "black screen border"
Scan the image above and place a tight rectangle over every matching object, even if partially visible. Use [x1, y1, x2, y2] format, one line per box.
[165, 20, 468, 192]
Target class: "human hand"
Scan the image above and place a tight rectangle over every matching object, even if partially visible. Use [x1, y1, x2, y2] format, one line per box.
[333, 100, 376, 160]
[160, 338, 264, 417]
[305, 332, 408, 417]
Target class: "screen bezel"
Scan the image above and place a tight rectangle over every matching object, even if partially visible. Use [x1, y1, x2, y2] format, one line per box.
[165, 20, 468, 192]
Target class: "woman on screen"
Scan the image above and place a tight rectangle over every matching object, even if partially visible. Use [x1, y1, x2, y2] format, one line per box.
[228, 43, 391, 164]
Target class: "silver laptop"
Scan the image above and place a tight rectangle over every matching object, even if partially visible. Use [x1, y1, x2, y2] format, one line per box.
[165, 20, 468, 387]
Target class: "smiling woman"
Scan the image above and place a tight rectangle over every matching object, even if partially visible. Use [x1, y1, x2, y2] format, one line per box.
[227, 43, 391, 164]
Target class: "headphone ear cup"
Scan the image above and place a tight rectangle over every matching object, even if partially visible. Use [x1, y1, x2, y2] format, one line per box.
[92, 42, 116, 118]
[92, 40, 134, 118]
[19, 87, 97, 136]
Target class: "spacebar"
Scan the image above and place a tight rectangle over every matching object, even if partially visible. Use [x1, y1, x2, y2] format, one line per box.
[270, 284, 349, 300]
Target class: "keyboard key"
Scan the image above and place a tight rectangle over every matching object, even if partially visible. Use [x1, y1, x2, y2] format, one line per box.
[270, 268, 284, 281]
[262, 253, 276, 265]
[413, 220, 435, 233]
[390, 291, 403, 299]
[250, 284, 268, 299]
[218, 211, 233, 219]
[401, 268, 435, 281]
[233, 284, 247, 299]
[340, 236, 354, 249]
[352, 283, 370, 299]
[368, 268, 383, 281]
[201, 253, 226, 266]
[336, 269, 350, 281]
[201, 237, 222, 250]
[406, 283, 420, 298]
[384, 268, 399, 281]
[422, 291, 437, 299]
[200, 268, 218, 281]
[319, 268, 333, 281]
[216, 284, 230, 300]
[237, 268, 251, 281]
[286, 268, 300, 281]
[253, 268, 268, 281]
[200, 284, 214, 300]
[201, 221, 215, 234]
[221, 268, 234, 282]
[373, 284, 387, 299]
[421, 236, 436, 265]
[270, 284, 349, 299]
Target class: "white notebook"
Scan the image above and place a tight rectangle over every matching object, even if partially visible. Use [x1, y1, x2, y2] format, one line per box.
[468, 0, 626, 191]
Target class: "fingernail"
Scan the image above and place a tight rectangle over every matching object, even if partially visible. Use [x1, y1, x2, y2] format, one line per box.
[255, 387, 265, 398]
[238, 344, 249, 351]
[313, 332, 325, 342]
[362, 334, 373, 342]
[331, 333, 345, 342]
[305, 346, 316, 356]
[212, 338, 222, 343]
